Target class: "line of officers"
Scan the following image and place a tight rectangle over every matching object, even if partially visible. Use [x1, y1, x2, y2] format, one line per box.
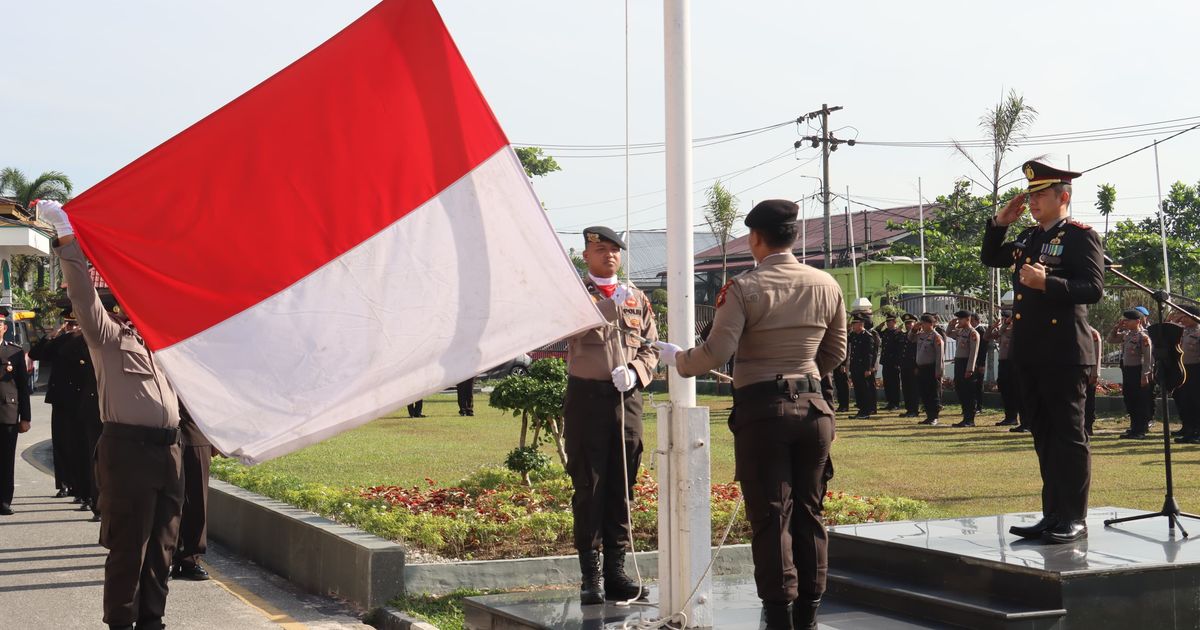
[833, 308, 1007, 428]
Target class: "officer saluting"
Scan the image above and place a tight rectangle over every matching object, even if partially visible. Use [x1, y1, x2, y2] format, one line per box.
[36, 200, 183, 630]
[657, 200, 846, 630]
[848, 315, 879, 419]
[913, 314, 945, 425]
[563, 226, 658, 605]
[0, 310, 32, 516]
[878, 314, 905, 411]
[898, 313, 922, 417]
[981, 161, 1104, 544]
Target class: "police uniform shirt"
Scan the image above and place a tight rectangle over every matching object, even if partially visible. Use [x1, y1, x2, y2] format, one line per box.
[1182, 324, 1200, 365]
[848, 327, 880, 372]
[995, 322, 1013, 361]
[879, 326, 905, 367]
[981, 216, 1105, 365]
[1088, 326, 1102, 377]
[900, 325, 919, 368]
[1113, 329, 1153, 378]
[55, 240, 180, 428]
[952, 324, 980, 366]
[973, 324, 989, 367]
[565, 276, 659, 386]
[913, 329, 944, 376]
[675, 253, 846, 387]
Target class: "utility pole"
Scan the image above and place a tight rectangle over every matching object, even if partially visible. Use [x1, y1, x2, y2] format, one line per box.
[796, 104, 853, 268]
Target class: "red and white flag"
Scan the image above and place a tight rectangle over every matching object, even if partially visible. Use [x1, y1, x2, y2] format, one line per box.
[63, 0, 602, 463]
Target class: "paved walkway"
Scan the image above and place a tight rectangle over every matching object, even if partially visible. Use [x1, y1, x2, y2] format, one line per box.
[1, 399, 374, 629]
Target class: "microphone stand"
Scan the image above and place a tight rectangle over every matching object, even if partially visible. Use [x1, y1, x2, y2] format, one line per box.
[1103, 263, 1200, 537]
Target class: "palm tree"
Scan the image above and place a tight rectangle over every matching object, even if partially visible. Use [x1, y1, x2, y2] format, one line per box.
[0, 167, 73, 208]
[1096, 183, 1117, 245]
[703, 180, 739, 290]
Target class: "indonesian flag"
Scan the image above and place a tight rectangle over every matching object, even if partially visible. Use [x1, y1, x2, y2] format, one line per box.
[63, 0, 603, 463]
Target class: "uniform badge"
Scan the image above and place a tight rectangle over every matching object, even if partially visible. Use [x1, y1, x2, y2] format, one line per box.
[716, 280, 734, 308]
[625, 297, 638, 308]
[1041, 243, 1063, 256]
[586, 232, 600, 243]
[629, 318, 641, 329]
[4, 363, 11, 373]
[1039, 255, 1061, 265]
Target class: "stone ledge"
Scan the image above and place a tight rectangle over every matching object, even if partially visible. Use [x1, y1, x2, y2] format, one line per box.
[207, 478, 406, 609]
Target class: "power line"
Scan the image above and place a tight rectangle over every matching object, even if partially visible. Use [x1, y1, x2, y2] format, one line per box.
[856, 114, 1200, 149]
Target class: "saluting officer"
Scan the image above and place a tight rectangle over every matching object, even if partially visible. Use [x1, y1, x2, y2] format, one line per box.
[898, 313, 921, 418]
[1174, 309, 1200, 443]
[1109, 310, 1154, 439]
[0, 311, 32, 516]
[563, 226, 658, 605]
[948, 310, 980, 427]
[981, 160, 1104, 544]
[990, 310, 1021, 429]
[656, 200, 845, 630]
[913, 314, 945, 425]
[970, 312, 989, 413]
[848, 315, 879, 419]
[29, 311, 88, 502]
[878, 315, 905, 411]
[37, 199, 184, 629]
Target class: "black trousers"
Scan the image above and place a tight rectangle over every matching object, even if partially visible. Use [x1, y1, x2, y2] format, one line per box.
[732, 393, 834, 604]
[1018, 364, 1090, 522]
[851, 369, 876, 414]
[1085, 383, 1097, 433]
[50, 404, 75, 491]
[456, 378, 475, 414]
[82, 408, 103, 509]
[175, 444, 211, 568]
[0, 425, 17, 505]
[832, 369, 849, 410]
[974, 361, 986, 411]
[997, 359, 1021, 424]
[406, 400, 423, 417]
[953, 358, 976, 422]
[564, 377, 642, 553]
[1121, 366, 1154, 432]
[900, 364, 920, 414]
[97, 428, 184, 626]
[881, 362, 901, 408]
[917, 365, 941, 420]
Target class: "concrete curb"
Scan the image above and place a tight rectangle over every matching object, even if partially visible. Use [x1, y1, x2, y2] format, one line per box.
[207, 478, 406, 609]
[372, 607, 439, 630]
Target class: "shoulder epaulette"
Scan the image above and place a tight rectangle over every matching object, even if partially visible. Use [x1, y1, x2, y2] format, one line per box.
[1067, 219, 1092, 230]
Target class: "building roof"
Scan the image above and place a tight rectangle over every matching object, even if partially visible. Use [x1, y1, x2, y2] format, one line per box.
[695, 203, 938, 267]
[621, 229, 719, 282]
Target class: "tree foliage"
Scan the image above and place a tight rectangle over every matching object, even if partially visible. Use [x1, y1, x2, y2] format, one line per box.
[0, 167, 73, 207]
[1104, 180, 1200, 296]
[514, 147, 561, 179]
[703, 180, 739, 289]
[488, 358, 569, 484]
[1095, 183, 1117, 238]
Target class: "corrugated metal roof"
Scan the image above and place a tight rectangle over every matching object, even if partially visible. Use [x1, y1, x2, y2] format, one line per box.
[622, 230, 719, 281]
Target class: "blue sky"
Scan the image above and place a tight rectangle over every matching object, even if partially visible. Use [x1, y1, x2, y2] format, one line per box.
[7, 0, 1198, 245]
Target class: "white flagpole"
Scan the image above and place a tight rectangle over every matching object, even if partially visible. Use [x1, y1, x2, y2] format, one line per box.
[847, 185, 860, 300]
[919, 177, 927, 314]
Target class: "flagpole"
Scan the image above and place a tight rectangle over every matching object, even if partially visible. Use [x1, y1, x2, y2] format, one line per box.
[847, 185, 860, 300]
[661, 0, 712, 626]
[919, 177, 927, 314]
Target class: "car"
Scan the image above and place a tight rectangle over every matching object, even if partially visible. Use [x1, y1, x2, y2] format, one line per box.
[479, 353, 533, 380]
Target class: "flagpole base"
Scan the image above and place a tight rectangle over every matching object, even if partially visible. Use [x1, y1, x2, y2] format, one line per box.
[656, 402, 713, 627]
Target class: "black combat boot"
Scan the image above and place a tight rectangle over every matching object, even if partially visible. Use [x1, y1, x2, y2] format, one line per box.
[602, 546, 648, 601]
[792, 598, 820, 630]
[578, 550, 604, 605]
[762, 601, 792, 629]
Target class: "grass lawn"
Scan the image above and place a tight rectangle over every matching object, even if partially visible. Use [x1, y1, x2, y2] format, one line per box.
[251, 391, 1198, 519]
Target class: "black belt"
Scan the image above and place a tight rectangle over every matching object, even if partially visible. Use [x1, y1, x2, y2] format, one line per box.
[734, 375, 821, 401]
[102, 422, 180, 446]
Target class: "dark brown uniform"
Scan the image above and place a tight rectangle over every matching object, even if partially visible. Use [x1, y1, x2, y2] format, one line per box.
[0, 341, 32, 512]
[58, 239, 183, 629]
[675, 252, 847, 608]
[174, 406, 212, 577]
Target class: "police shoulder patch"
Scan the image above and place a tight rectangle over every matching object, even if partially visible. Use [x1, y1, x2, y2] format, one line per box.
[716, 279, 735, 308]
[1067, 219, 1093, 230]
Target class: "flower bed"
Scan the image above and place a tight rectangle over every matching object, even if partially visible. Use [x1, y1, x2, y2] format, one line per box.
[212, 459, 936, 560]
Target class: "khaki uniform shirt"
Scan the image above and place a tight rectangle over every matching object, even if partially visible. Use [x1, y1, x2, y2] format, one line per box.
[951, 323, 979, 366]
[565, 278, 659, 387]
[675, 253, 846, 388]
[992, 322, 1013, 361]
[57, 240, 180, 428]
[912, 328, 944, 377]
[1182, 325, 1200, 365]
[1109, 328, 1153, 378]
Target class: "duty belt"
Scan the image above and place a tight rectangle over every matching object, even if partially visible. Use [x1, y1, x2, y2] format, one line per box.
[102, 422, 180, 446]
[734, 375, 821, 401]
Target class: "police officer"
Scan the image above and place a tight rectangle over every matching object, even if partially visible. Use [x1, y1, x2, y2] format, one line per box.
[981, 160, 1104, 544]
[0, 312, 32, 516]
[38, 199, 183, 630]
[656, 200, 846, 630]
[848, 315, 879, 419]
[832, 357, 850, 413]
[970, 312, 989, 413]
[29, 311, 88, 502]
[914, 314, 944, 425]
[899, 313, 921, 417]
[406, 399, 425, 418]
[173, 405, 212, 581]
[562, 226, 658, 605]
[1174, 309, 1200, 443]
[878, 315, 905, 411]
[456, 377, 475, 416]
[1109, 310, 1154, 439]
[948, 310, 980, 427]
[1084, 324, 1102, 436]
[990, 310, 1021, 428]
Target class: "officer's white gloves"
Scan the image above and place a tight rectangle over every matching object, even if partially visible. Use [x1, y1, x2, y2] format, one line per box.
[611, 365, 637, 392]
[653, 341, 683, 366]
[34, 199, 73, 237]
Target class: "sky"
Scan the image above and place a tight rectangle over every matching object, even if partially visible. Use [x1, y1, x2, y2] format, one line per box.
[6, 0, 1200, 250]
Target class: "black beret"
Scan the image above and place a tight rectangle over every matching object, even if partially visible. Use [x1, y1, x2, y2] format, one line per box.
[901, 313, 917, 322]
[920, 314, 936, 323]
[1023, 160, 1082, 193]
[583, 226, 627, 250]
[62, 308, 76, 321]
[954, 310, 970, 318]
[885, 314, 897, 321]
[744, 199, 799, 229]
[1123, 309, 1142, 320]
